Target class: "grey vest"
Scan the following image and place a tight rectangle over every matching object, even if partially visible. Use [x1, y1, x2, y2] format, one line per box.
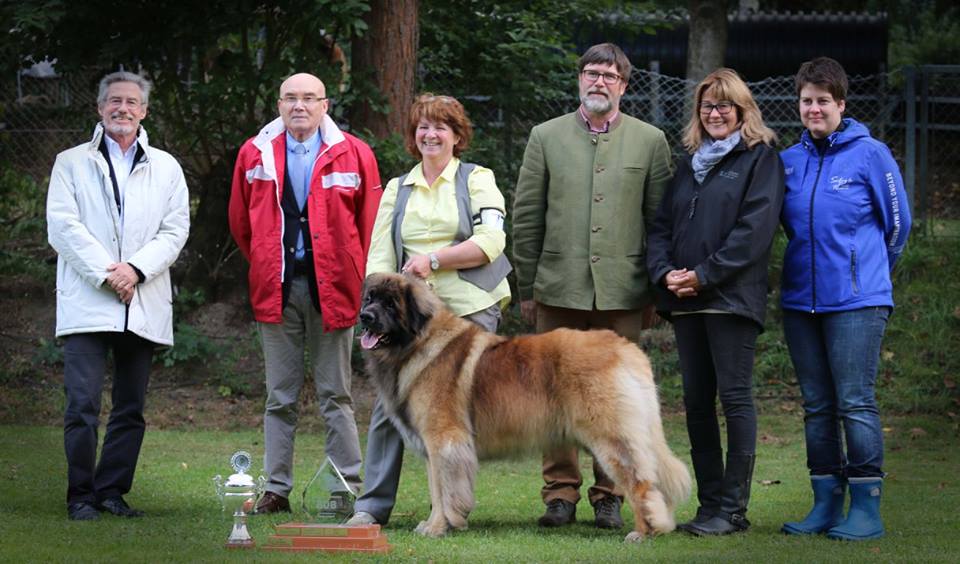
[391, 162, 512, 292]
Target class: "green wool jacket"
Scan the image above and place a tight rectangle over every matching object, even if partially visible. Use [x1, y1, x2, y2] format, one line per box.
[512, 111, 674, 310]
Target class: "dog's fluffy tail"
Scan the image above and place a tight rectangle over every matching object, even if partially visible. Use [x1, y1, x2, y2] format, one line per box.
[654, 437, 692, 511]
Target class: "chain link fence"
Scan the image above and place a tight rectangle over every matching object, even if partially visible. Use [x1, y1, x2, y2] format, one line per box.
[422, 68, 908, 194]
[911, 66, 960, 233]
[1, 72, 99, 181]
[2, 66, 957, 229]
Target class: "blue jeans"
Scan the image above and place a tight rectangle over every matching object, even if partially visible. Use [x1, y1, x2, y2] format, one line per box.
[783, 307, 890, 478]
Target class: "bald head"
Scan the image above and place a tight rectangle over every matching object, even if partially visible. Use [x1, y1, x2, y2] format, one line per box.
[278, 73, 329, 141]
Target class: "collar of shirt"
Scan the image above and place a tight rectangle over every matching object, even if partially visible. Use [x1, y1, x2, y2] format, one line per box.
[285, 130, 322, 157]
[103, 132, 137, 161]
[578, 105, 619, 134]
[405, 157, 461, 189]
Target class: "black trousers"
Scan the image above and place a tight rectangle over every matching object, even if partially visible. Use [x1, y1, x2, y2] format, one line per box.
[63, 332, 153, 505]
[673, 314, 759, 457]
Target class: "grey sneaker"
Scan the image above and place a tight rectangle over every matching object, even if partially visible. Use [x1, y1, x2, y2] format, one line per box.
[593, 495, 624, 529]
[345, 511, 378, 526]
[538, 498, 576, 527]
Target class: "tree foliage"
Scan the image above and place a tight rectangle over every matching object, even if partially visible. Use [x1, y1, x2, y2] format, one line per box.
[416, 0, 657, 183]
[4, 0, 372, 291]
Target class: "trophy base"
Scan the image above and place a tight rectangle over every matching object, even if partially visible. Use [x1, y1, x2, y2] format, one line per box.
[261, 523, 391, 554]
[224, 539, 256, 550]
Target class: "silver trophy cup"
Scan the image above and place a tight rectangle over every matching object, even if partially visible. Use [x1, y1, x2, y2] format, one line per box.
[213, 450, 265, 549]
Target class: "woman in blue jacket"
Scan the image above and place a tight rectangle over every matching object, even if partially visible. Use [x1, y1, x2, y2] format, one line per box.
[779, 57, 911, 541]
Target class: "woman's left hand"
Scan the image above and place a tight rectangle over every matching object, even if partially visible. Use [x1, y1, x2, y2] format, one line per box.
[402, 254, 433, 279]
[666, 269, 700, 298]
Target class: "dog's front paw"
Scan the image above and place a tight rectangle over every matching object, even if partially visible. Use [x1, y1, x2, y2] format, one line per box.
[624, 531, 646, 543]
[415, 520, 449, 538]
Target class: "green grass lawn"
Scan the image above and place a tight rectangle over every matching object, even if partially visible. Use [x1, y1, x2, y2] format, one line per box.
[1, 414, 957, 563]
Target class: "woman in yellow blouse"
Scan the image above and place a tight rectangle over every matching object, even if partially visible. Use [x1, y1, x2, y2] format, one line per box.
[347, 93, 511, 526]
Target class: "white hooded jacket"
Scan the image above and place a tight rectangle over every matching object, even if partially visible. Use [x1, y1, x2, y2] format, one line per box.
[46, 124, 190, 346]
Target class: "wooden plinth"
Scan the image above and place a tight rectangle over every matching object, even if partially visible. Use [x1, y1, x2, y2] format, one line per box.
[261, 523, 391, 554]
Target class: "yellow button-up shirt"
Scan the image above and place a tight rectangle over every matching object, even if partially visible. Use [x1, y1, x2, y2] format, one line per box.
[366, 158, 511, 316]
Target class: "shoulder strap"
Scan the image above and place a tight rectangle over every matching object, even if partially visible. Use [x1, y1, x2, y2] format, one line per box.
[391, 174, 412, 273]
[453, 162, 478, 243]
[451, 161, 513, 292]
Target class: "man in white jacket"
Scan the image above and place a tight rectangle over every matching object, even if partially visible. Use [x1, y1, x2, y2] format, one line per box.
[46, 71, 190, 521]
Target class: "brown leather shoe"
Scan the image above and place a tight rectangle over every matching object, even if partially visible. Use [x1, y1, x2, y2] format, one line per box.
[254, 491, 291, 514]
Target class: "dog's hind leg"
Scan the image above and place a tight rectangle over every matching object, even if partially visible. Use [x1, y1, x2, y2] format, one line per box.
[588, 439, 655, 542]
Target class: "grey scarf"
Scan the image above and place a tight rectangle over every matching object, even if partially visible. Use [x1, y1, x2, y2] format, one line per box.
[692, 130, 741, 184]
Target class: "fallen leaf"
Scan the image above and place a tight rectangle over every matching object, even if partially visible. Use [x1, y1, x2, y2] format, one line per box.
[181, 462, 188, 470]
[870, 547, 881, 554]
[882, 427, 894, 433]
[952, 306, 960, 320]
[881, 350, 894, 361]
[759, 479, 781, 486]
[937, 482, 947, 491]
[910, 427, 927, 439]
[945, 377, 956, 389]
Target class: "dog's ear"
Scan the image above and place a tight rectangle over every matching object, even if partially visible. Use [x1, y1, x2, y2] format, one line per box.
[404, 281, 432, 336]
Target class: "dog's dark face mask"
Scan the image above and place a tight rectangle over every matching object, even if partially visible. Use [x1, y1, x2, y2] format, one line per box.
[358, 277, 432, 351]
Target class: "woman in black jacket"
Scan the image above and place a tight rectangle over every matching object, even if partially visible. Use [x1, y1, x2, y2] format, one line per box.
[647, 68, 784, 536]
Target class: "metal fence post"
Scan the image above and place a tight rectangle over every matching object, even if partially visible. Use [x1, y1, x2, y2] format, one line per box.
[904, 66, 916, 220]
[919, 66, 930, 233]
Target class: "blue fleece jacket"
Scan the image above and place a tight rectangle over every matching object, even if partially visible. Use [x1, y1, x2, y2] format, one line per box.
[780, 118, 911, 313]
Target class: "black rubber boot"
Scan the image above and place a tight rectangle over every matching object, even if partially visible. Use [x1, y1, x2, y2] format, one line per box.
[682, 453, 755, 536]
[677, 450, 724, 534]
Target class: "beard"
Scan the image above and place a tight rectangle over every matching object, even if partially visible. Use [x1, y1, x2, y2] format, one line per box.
[102, 114, 137, 137]
[581, 93, 612, 115]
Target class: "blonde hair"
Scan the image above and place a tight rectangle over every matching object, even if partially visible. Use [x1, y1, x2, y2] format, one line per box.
[681, 68, 776, 153]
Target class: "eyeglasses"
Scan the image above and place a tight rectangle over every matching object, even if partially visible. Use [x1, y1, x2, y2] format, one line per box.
[106, 97, 143, 109]
[699, 101, 736, 115]
[581, 70, 623, 85]
[280, 95, 328, 106]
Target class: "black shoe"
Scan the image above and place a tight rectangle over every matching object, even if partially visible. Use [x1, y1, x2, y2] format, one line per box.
[680, 511, 750, 536]
[538, 498, 576, 527]
[68, 502, 100, 521]
[677, 506, 716, 534]
[97, 497, 144, 517]
[593, 495, 624, 529]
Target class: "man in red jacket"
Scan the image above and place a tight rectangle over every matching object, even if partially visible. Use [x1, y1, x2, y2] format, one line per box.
[229, 73, 382, 513]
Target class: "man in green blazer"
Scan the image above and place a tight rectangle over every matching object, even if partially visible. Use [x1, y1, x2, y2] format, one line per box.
[512, 42, 674, 530]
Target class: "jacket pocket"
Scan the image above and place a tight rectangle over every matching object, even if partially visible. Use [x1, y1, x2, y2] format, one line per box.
[849, 247, 860, 295]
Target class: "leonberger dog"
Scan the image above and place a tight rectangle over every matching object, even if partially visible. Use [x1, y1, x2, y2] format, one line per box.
[358, 272, 691, 542]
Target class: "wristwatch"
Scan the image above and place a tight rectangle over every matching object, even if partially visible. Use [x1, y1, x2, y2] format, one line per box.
[428, 252, 440, 271]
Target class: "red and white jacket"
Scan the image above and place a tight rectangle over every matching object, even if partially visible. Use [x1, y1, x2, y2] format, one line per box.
[229, 115, 382, 331]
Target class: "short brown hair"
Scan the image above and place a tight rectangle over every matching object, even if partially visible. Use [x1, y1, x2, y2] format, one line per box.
[404, 93, 473, 159]
[577, 43, 632, 83]
[795, 57, 848, 101]
[682, 68, 777, 152]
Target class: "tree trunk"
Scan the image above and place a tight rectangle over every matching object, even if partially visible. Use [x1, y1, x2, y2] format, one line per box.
[686, 0, 728, 83]
[349, 0, 419, 139]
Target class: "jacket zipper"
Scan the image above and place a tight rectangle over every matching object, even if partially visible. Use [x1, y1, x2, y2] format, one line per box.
[850, 248, 859, 294]
[808, 151, 825, 313]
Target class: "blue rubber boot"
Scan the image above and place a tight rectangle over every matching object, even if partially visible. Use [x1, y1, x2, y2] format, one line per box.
[826, 477, 884, 541]
[781, 474, 846, 535]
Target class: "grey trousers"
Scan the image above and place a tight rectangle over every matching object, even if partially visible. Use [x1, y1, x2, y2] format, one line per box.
[259, 276, 363, 497]
[353, 304, 500, 524]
